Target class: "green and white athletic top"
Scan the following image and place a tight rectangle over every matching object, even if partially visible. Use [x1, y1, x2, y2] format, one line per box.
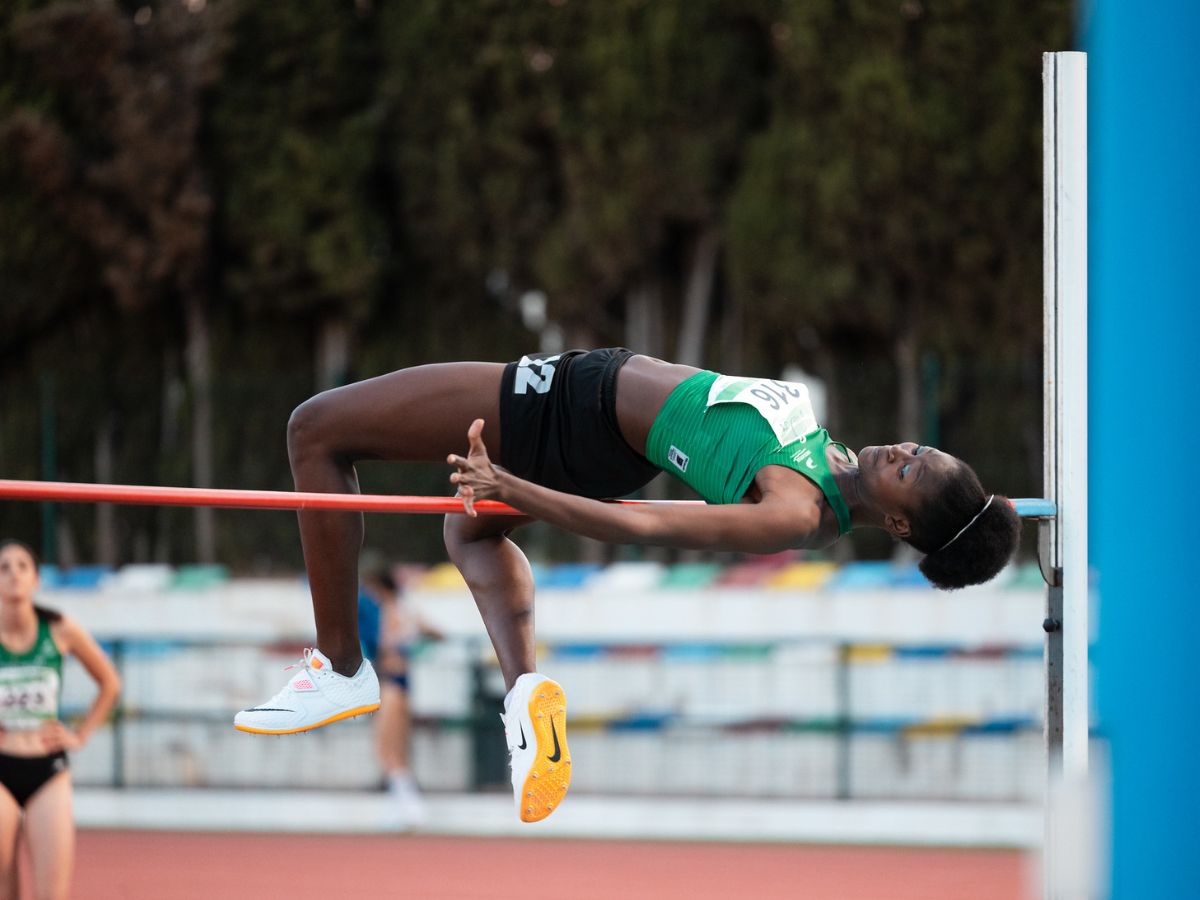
[0, 610, 63, 730]
[645, 371, 855, 535]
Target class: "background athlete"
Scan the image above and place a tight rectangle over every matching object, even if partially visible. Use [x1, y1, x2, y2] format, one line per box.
[357, 566, 444, 829]
[234, 349, 1020, 822]
[0, 540, 121, 900]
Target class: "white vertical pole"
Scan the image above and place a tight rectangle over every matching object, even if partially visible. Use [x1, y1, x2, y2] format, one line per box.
[1042, 58, 1064, 769]
[1050, 50, 1088, 781]
[1043, 50, 1089, 900]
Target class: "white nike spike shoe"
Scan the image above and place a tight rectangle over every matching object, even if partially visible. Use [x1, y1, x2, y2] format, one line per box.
[234, 648, 380, 735]
[500, 672, 570, 823]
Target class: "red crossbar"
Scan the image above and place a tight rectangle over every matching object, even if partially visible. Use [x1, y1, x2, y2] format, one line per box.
[0, 479, 702, 515]
[0, 479, 1054, 519]
[0, 479, 512, 514]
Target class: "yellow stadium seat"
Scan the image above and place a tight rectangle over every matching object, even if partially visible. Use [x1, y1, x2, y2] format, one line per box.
[416, 562, 467, 590]
[764, 561, 837, 589]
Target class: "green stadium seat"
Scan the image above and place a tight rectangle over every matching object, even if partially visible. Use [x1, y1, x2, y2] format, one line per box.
[170, 564, 230, 590]
[1004, 561, 1047, 590]
[657, 562, 723, 589]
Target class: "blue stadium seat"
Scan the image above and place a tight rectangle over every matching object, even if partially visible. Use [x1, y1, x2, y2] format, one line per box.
[888, 563, 932, 588]
[38, 565, 62, 589]
[534, 563, 602, 589]
[827, 561, 893, 589]
[57, 565, 114, 590]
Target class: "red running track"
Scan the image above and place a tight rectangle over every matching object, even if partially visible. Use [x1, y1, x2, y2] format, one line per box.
[64, 830, 1032, 900]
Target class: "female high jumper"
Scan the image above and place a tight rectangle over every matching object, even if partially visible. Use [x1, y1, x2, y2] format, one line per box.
[234, 348, 1020, 822]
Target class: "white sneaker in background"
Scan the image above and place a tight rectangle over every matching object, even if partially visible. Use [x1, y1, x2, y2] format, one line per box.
[383, 772, 426, 830]
[501, 672, 570, 823]
[233, 648, 380, 735]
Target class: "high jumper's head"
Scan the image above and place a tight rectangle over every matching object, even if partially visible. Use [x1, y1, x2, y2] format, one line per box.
[855, 443, 1020, 590]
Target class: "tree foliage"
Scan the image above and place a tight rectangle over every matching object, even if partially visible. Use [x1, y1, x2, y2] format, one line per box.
[0, 0, 1072, 567]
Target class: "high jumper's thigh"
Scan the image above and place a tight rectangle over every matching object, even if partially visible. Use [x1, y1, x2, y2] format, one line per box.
[288, 362, 507, 466]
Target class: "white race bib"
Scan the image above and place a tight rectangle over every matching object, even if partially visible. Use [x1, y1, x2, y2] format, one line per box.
[706, 376, 819, 447]
[0, 666, 59, 729]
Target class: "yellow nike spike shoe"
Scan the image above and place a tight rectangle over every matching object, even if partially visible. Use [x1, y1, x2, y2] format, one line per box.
[500, 673, 571, 823]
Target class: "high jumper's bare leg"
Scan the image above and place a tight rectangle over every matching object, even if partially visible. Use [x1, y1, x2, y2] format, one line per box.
[444, 512, 536, 690]
[267, 357, 567, 820]
[284, 363, 507, 676]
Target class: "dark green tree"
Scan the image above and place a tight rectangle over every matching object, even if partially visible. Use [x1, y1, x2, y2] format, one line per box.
[378, 0, 773, 362]
[211, 0, 383, 391]
[2, 0, 230, 562]
[0, 0, 1072, 568]
[727, 1, 1068, 504]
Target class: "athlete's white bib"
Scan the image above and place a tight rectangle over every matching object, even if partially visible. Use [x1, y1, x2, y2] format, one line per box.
[0, 666, 60, 730]
[706, 376, 819, 446]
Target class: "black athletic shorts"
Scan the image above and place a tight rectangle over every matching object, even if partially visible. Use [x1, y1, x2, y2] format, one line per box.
[0, 750, 68, 807]
[498, 348, 661, 499]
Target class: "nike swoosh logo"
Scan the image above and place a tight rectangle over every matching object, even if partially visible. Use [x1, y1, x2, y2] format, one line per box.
[517, 723, 528, 751]
[548, 718, 561, 762]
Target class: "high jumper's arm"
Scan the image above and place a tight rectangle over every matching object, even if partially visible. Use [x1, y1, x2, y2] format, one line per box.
[448, 420, 816, 553]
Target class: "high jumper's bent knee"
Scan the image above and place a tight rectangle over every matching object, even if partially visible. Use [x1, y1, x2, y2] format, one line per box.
[287, 392, 342, 466]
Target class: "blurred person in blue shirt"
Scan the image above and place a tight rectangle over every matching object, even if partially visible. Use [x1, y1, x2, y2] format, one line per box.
[358, 566, 443, 829]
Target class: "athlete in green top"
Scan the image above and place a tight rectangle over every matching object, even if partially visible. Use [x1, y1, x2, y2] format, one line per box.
[241, 349, 1020, 824]
[0, 540, 121, 899]
[643, 370, 857, 534]
[0, 607, 63, 731]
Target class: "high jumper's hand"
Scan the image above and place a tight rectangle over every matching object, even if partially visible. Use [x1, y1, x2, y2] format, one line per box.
[447, 418, 500, 517]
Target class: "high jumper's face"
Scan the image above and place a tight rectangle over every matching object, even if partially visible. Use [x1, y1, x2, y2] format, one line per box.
[0, 544, 38, 603]
[856, 442, 960, 535]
